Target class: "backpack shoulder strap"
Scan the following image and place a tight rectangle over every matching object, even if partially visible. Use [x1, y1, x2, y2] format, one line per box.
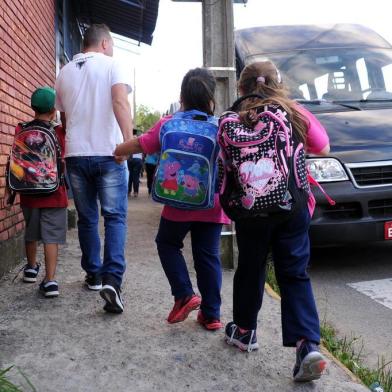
[50, 120, 60, 128]
[229, 93, 267, 112]
[18, 120, 56, 130]
[5, 156, 16, 205]
[174, 110, 217, 125]
[17, 121, 29, 129]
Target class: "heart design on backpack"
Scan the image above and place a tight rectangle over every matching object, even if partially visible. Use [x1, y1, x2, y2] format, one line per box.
[218, 101, 314, 221]
[239, 158, 275, 192]
[241, 194, 255, 209]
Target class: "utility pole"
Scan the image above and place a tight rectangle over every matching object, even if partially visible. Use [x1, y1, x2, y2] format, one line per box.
[202, 0, 237, 115]
[202, 0, 237, 268]
[172, 0, 242, 268]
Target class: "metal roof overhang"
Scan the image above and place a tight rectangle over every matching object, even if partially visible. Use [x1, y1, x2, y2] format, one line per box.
[76, 0, 159, 45]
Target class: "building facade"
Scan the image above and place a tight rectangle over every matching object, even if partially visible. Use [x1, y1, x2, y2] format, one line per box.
[0, 0, 159, 276]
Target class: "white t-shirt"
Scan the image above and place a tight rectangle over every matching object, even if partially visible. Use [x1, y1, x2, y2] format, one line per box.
[55, 52, 132, 157]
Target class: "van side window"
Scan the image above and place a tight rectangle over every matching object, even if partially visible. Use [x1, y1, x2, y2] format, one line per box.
[299, 84, 310, 100]
[356, 58, 370, 98]
[382, 64, 392, 91]
[315, 73, 328, 99]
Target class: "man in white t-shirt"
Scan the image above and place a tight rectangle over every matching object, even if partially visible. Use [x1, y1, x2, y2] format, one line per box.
[55, 24, 132, 314]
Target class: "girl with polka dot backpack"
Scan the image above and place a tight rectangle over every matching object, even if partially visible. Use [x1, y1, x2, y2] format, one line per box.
[218, 61, 333, 383]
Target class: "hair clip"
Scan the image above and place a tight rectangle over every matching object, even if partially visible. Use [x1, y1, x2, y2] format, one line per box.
[276, 69, 282, 83]
[256, 76, 265, 83]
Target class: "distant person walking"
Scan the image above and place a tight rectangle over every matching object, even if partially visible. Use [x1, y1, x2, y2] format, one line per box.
[144, 153, 159, 195]
[128, 154, 143, 197]
[55, 24, 133, 313]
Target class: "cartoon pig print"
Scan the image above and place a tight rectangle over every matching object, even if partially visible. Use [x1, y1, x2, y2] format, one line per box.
[161, 161, 181, 195]
[183, 174, 200, 197]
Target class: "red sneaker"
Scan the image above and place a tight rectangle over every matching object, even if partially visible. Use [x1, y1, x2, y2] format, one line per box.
[167, 294, 201, 323]
[197, 310, 223, 331]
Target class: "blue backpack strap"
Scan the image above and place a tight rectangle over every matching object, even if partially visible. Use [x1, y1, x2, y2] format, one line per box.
[173, 110, 217, 124]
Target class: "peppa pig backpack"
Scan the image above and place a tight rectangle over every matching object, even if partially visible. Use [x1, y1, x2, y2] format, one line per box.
[152, 110, 219, 210]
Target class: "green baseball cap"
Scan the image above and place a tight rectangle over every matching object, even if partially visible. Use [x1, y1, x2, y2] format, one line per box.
[31, 86, 56, 114]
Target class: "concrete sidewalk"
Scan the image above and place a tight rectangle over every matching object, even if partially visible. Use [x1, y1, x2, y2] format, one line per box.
[0, 187, 369, 392]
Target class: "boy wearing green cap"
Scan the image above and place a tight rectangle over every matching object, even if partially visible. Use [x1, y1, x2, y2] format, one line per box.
[4, 86, 68, 297]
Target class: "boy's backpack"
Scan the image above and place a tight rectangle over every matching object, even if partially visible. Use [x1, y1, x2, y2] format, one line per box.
[6, 120, 64, 197]
[217, 94, 310, 221]
[152, 110, 219, 210]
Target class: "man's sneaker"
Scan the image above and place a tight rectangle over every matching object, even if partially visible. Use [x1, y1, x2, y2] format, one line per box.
[293, 340, 327, 382]
[39, 280, 59, 298]
[100, 284, 124, 313]
[23, 263, 40, 283]
[85, 274, 102, 291]
[197, 310, 223, 331]
[167, 294, 201, 323]
[225, 321, 259, 352]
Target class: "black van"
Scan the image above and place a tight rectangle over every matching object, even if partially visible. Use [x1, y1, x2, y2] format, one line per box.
[235, 24, 392, 245]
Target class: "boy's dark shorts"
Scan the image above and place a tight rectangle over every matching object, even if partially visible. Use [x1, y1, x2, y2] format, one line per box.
[22, 207, 67, 244]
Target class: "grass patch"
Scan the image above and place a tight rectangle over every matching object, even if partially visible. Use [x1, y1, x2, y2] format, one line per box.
[265, 258, 392, 392]
[265, 255, 280, 295]
[0, 366, 36, 392]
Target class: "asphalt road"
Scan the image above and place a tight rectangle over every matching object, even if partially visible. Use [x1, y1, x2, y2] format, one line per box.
[309, 242, 392, 371]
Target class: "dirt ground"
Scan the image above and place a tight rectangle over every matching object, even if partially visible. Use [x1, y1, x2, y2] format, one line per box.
[0, 184, 369, 391]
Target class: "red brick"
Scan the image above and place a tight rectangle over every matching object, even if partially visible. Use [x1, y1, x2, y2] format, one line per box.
[3, 217, 12, 229]
[8, 225, 16, 237]
[1, 0, 55, 239]
[0, 209, 7, 220]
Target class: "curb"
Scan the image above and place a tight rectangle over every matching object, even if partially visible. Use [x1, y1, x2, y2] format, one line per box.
[264, 283, 364, 386]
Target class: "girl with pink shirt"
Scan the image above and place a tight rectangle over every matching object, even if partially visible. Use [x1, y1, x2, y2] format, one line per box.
[221, 61, 330, 383]
[114, 68, 230, 330]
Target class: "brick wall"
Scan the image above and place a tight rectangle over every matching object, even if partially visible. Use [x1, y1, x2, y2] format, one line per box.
[0, 0, 56, 243]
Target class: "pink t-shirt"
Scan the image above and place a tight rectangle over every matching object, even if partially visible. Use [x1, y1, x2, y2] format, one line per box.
[138, 116, 230, 224]
[296, 105, 330, 216]
[297, 105, 329, 155]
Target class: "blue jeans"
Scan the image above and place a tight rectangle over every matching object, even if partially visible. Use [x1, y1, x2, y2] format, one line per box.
[155, 217, 223, 320]
[66, 156, 128, 286]
[234, 209, 320, 346]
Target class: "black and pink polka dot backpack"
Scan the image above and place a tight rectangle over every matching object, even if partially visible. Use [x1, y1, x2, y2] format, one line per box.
[217, 94, 310, 221]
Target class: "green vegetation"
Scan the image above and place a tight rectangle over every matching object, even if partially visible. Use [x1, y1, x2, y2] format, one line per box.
[321, 322, 392, 392]
[0, 366, 36, 392]
[265, 259, 392, 392]
[135, 105, 161, 133]
[154, 182, 204, 204]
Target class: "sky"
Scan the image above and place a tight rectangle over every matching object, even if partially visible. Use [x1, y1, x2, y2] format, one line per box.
[113, 0, 392, 114]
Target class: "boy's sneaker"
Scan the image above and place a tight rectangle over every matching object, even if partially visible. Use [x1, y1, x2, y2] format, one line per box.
[85, 274, 102, 291]
[197, 310, 223, 331]
[39, 280, 59, 298]
[23, 263, 40, 283]
[100, 284, 124, 313]
[167, 294, 201, 323]
[225, 321, 259, 352]
[293, 340, 327, 382]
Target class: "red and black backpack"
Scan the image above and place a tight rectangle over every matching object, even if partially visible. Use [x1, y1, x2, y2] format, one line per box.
[6, 120, 64, 200]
